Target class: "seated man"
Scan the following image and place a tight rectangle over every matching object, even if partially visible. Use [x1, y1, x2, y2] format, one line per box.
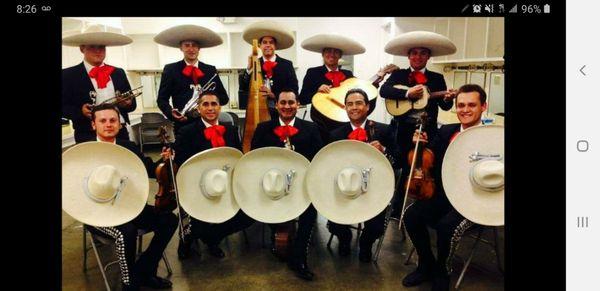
[251, 88, 324, 281]
[174, 92, 254, 259]
[82, 104, 177, 291]
[327, 88, 400, 262]
[402, 84, 488, 291]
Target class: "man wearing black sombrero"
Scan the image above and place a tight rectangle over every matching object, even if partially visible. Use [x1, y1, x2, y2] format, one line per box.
[62, 25, 136, 143]
[380, 31, 459, 218]
[238, 20, 299, 120]
[155, 25, 229, 134]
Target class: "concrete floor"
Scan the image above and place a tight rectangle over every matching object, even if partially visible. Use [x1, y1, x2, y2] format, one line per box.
[62, 148, 504, 291]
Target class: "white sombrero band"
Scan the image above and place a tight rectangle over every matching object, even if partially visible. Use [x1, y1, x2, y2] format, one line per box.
[384, 31, 457, 57]
[301, 34, 366, 55]
[62, 142, 149, 227]
[154, 25, 223, 48]
[242, 20, 295, 50]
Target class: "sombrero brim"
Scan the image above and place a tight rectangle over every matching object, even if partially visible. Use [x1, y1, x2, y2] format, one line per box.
[384, 31, 457, 57]
[306, 140, 395, 225]
[442, 125, 504, 226]
[62, 142, 149, 227]
[232, 147, 310, 223]
[62, 31, 133, 47]
[301, 34, 366, 55]
[154, 25, 223, 48]
[177, 147, 243, 223]
[242, 21, 295, 50]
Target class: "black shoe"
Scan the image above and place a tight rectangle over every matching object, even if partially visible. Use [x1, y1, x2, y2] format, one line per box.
[121, 283, 140, 291]
[177, 237, 193, 260]
[288, 261, 315, 281]
[431, 273, 450, 291]
[338, 240, 351, 257]
[402, 267, 433, 287]
[139, 275, 172, 289]
[208, 244, 225, 258]
[358, 247, 372, 263]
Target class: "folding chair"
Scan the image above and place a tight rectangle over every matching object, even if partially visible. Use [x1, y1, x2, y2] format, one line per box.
[82, 226, 173, 291]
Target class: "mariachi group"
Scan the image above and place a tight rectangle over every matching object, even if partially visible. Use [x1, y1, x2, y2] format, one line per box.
[62, 20, 504, 291]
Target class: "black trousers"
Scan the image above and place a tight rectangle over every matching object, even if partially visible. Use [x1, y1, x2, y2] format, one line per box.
[187, 210, 255, 246]
[269, 204, 317, 264]
[327, 210, 387, 250]
[403, 197, 473, 274]
[90, 205, 178, 286]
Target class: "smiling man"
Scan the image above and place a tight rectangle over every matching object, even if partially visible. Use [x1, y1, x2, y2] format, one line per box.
[154, 25, 229, 134]
[326, 88, 400, 262]
[250, 89, 323, 281]
[402, 84, 488, 291]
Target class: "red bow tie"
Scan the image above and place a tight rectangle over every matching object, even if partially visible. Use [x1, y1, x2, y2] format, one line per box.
[182, 65, 205, 85]
[273, 125, 299, 142]
[88, 65, 115, 89]
[408, 71, 428, 86]
[262, 61, 277, 79]
[348, 127, 368, 142]
[204, 125, 226, 148]
[325, 71, 346, 87]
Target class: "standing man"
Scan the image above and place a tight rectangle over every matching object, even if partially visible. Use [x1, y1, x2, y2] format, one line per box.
[251, 89, 323, 281]
[380, 31, 458, 216]
[62, 25, 136, 143]
[327, 88, 400, 262]
[299, 34, 366, 140]
[154, 25, 229, 134]
[174, 92, 254, 259]
[81, 104, 177, 291]
[239, 20, 298, 119]
[402, 84, 487, 291]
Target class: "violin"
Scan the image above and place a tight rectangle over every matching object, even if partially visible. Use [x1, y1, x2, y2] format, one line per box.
[154, 126, 178, 212]
[405, 114, 435, 200]
[154, 126, 187, 241]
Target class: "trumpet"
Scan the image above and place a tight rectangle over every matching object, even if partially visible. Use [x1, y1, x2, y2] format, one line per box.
[175, 74, 218, 116]
[92, 86, 143, 108]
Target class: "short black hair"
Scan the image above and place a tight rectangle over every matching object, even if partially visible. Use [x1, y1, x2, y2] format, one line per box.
[91, 103, 121, 121]
[322, 47, 343, 55]
[198, 91, 220, 104]
[344, 88, 369, 104]
[457, 84, 487, 104]
[408, 47, 432, 55]
[259, 36, 277, 45]
[277, 88, 298, 101]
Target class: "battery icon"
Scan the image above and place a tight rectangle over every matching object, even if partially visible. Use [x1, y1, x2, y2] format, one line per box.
[544, 4, 550, 13]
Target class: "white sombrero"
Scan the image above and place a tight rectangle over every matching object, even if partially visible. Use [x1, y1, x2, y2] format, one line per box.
[384, 31, 457, 57]
[62, 24, 133, 47]
[232, 147, 310, 223]
[242, 20, 295, 50]
[176, 147, 243, 223]
[301, 34, 366, 55]
[154, 25, 223, 48]
[442, 125, 504, 226]
[62, 142, 149, 227]
[306, 140, 395, 225]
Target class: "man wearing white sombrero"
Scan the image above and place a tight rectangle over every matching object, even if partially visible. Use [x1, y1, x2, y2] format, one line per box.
[326, 88, 400, 262]
[173, 91, 254, 259]
[402, 84, 495, 291]
[298, 34, 366, 140]
[155, 25, 229, 134]
[251, 89, 323, 281]
[380, 31, 458, 218]
[65, 104, 178, 290]
[238, 20, 299, 120]
[62, 25, 136, 143]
